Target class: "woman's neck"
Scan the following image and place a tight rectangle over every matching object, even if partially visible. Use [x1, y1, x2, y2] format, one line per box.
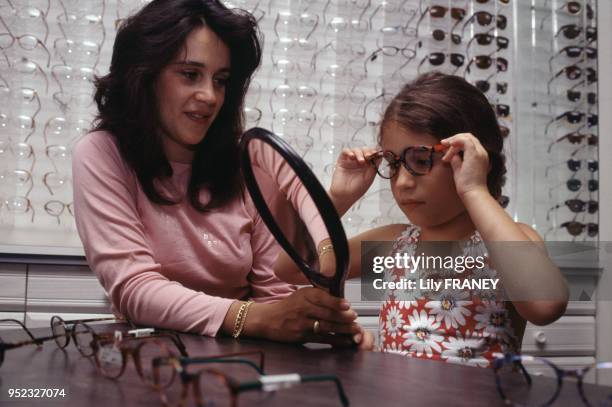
[418, 210, 476, 241]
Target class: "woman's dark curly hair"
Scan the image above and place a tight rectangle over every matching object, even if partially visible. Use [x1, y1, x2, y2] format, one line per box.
[380, 72, 507, 199]
[93, 0, 262, 211]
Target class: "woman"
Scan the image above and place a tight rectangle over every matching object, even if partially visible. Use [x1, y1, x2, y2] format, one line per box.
[73, 0, 363, 345]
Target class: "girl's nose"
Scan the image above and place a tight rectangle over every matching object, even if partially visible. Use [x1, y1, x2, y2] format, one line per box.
[394, 165, 417, 189]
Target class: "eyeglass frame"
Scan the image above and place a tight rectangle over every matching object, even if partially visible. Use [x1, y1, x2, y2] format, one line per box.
[153, 350, 349, 407]
[493, 353, 611, 407]
[49, 315, 123, 350]
[369, 144, 447, 178]
[0, 195, 35, 222]
[0, 32, 51, 68]
[44, 200, 74, 224]
[73, 322, 189, 387]
[0, 318, 65, 367]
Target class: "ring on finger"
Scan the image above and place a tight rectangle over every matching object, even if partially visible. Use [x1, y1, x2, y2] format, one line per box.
[313, 320, 321, 334]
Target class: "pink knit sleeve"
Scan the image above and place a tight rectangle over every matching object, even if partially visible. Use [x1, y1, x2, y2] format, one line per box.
[248, 140, 330, 246]
[72, 132, 234, 337]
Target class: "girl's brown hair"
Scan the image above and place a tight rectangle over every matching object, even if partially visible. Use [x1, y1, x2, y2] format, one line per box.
[380, 72, 507, 199]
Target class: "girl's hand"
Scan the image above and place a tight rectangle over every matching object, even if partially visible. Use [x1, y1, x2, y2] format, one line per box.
[255, 287, 360, 346]
[329, 147, 380, 215]
[353, 326, 376, 351]
[440, 133, 490, 199]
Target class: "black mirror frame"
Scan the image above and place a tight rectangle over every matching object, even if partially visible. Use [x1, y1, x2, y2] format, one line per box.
[239, 127, 349, 297]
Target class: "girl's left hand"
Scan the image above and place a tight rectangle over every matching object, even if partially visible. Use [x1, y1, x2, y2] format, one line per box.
[440, 133, 490, 199]
[353, 326, 376, 351]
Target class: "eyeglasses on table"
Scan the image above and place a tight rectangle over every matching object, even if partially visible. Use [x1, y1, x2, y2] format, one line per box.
[493, 353, 611, 407]
[0, 318, 66, 368]
[66, 322, 189, 388]
[153, 350, 349, 407]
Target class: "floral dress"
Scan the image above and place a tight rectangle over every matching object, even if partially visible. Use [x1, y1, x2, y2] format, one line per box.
[379, 225, 519, 368]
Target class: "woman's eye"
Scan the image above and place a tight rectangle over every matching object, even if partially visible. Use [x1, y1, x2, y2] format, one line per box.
[181, 71, 199, 81]
[215, 77, 229, 87]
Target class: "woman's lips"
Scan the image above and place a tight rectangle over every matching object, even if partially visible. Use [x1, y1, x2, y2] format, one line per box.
[185, 112, 210, 124]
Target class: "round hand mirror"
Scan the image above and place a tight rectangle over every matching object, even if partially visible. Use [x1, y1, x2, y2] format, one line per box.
[240, 127, 349, 297]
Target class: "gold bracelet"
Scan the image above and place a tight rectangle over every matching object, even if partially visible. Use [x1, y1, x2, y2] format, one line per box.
[232, 300, 254, 339]
[318, 243, 334, 256]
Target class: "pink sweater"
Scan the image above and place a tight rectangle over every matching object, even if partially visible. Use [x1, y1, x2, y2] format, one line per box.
[73, 131, 307, 336]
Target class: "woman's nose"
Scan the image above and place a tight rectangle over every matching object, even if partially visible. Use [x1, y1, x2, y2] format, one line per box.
[194, 80, 216, 105]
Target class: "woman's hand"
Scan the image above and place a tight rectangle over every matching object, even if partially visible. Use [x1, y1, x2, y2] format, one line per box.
[329, 147, 380, 216]
[440, 133, 490, 200]
[248, 287, 361, 346]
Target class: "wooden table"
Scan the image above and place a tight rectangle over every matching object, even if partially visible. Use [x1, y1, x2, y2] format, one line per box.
[0, 323, 609, 406]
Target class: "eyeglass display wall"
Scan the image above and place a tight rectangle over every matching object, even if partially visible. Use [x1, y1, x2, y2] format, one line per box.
[0, 0, 599, 255]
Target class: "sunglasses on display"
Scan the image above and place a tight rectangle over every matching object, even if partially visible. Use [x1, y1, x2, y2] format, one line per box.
[559, 1, 594, 18]
[560, 221, 598, 237]
[547, 199, 598, 221]
[417, 52, 465, 74]
[544, 158, 598, 177]
[462, 11, 508, 36]
[555, 24, 597, 42]
[494, 104, 510, 118]
[430, 29, 462, 45]
[465, 55, 509, 74]
[498, 195, 510, 208]
[369, 144, 447, 178]
[565, 178, 598, 192]
[540, 2, 595, 30]
[548, 132, 597, 152]
[566, 81, 597, 105]
[475, 80, 508, 95]
[466, 32, 509, 54]
[547, 65, 597, 94]
[544, 111, 598, 134]
[415, 5, 467, 36]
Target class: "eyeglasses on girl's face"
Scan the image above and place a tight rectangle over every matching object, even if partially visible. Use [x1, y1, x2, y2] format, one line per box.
[369, 144, 447, 178]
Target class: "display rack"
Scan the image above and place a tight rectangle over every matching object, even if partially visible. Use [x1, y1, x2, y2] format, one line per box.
[0, 0, 599, 255]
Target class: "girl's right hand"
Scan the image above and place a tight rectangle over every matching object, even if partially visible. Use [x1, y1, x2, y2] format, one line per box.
[252, 287, 360, 346]
[329, 147, 380, 216]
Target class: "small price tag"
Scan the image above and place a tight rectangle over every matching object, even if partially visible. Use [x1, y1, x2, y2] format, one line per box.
[98, 346, 123, 366]
[259, 374, 301, 392]
[127, 328, 155, 338]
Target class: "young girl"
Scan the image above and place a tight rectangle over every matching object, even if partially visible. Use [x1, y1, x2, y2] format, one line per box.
[277, 72, 569, 366]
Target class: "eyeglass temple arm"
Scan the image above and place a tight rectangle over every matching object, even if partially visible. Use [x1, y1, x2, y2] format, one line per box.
[0, 319, 40, 344]
[414, 7, 428, 36]
[544, 111, 564, 135]
[461, 14, 476, 37]
[156, 332, 188, 357]
[187, 358, 264, 374]
[236, 374, 350, 407]
[301, 374, 350, 407]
